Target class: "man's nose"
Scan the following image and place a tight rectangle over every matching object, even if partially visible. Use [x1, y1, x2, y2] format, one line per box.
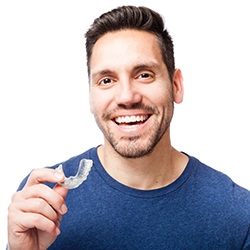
[114, 80, 142, 107]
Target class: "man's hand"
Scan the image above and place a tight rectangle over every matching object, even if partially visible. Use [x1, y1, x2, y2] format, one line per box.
[8, 168, 68, 250]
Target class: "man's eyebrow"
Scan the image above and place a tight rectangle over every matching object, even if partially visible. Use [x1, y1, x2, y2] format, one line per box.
[91, 69, 113, 79]
[133, 62, 160, 71]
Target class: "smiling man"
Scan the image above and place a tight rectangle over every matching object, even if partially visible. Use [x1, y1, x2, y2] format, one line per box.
[90, 30, 178, 159]
[89, 28, 187, 190]
[7, 5, 250, 250]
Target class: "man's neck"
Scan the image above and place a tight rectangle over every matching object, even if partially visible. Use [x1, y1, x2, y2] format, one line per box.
[97, 140, 188, 190]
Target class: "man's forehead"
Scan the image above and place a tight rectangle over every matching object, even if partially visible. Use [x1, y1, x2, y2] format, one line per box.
[90, 31, 162, 74]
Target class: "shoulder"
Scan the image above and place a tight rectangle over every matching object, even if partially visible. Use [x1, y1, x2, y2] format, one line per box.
[187, 154, 250, 213]
[188, 155, 250, 194]
[185, 154, 250, 242]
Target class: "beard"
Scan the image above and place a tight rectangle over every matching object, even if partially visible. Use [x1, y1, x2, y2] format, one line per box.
[92, 100, 174, 159]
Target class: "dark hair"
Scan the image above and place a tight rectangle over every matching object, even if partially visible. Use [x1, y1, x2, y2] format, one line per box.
[85, 5, 175, 81]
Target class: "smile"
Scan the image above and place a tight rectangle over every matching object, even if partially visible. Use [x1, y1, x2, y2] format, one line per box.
[114, 115, 150, 125]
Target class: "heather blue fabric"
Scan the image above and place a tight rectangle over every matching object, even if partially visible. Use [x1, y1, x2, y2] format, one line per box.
[16, 147, 250, 249]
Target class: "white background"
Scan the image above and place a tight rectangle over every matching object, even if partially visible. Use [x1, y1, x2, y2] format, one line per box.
[1, 0, 249, 248]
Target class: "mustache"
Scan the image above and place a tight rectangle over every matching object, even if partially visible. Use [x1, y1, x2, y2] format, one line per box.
[102, 103, 159, 121]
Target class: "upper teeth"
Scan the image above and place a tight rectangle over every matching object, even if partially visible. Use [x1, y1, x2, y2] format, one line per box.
[115, 115, 149, 124]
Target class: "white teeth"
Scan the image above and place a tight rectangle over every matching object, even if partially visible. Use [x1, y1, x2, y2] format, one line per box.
[115, 115, 149, 124]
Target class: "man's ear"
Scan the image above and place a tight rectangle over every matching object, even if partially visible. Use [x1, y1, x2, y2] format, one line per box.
[172, 69, 184, 104]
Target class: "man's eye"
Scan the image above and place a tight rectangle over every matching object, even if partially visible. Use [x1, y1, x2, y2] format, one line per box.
[100, 78, 112, 85]
[139, 73, 150, 78]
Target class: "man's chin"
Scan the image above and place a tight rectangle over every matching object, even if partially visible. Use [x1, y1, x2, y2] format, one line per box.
[113, 143, 154, 159]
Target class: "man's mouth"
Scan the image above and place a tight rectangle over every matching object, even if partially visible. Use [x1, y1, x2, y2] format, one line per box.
[114, 115, 150, 125]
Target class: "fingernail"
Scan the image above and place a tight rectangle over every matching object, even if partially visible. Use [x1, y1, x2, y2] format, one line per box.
[54, 171, 64, 181]
[55, 227, 61, 235]
[61, 203, 68, 214]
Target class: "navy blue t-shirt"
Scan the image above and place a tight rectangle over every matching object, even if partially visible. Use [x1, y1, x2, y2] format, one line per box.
[17, 147, 250, 249]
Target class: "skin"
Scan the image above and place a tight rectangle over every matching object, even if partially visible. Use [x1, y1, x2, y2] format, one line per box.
[7, 29, 188, 249]
[90, 29, 188, 190]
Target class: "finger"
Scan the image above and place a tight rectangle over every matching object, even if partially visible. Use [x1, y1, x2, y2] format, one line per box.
[55, 213, 63, 229]
[13, 198, 59, 223]
[24, 168, 65, 188]
[53, 185, 69, 214]
[8, 208, 60, 236]
[53, 184, 68, 199]
[13, 184, 67, 215]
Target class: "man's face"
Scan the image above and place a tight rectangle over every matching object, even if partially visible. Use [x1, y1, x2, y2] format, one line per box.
[89, 29, 178, 158]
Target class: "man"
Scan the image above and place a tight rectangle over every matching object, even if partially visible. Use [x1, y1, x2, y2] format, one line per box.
[7, 5, 250, 249]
